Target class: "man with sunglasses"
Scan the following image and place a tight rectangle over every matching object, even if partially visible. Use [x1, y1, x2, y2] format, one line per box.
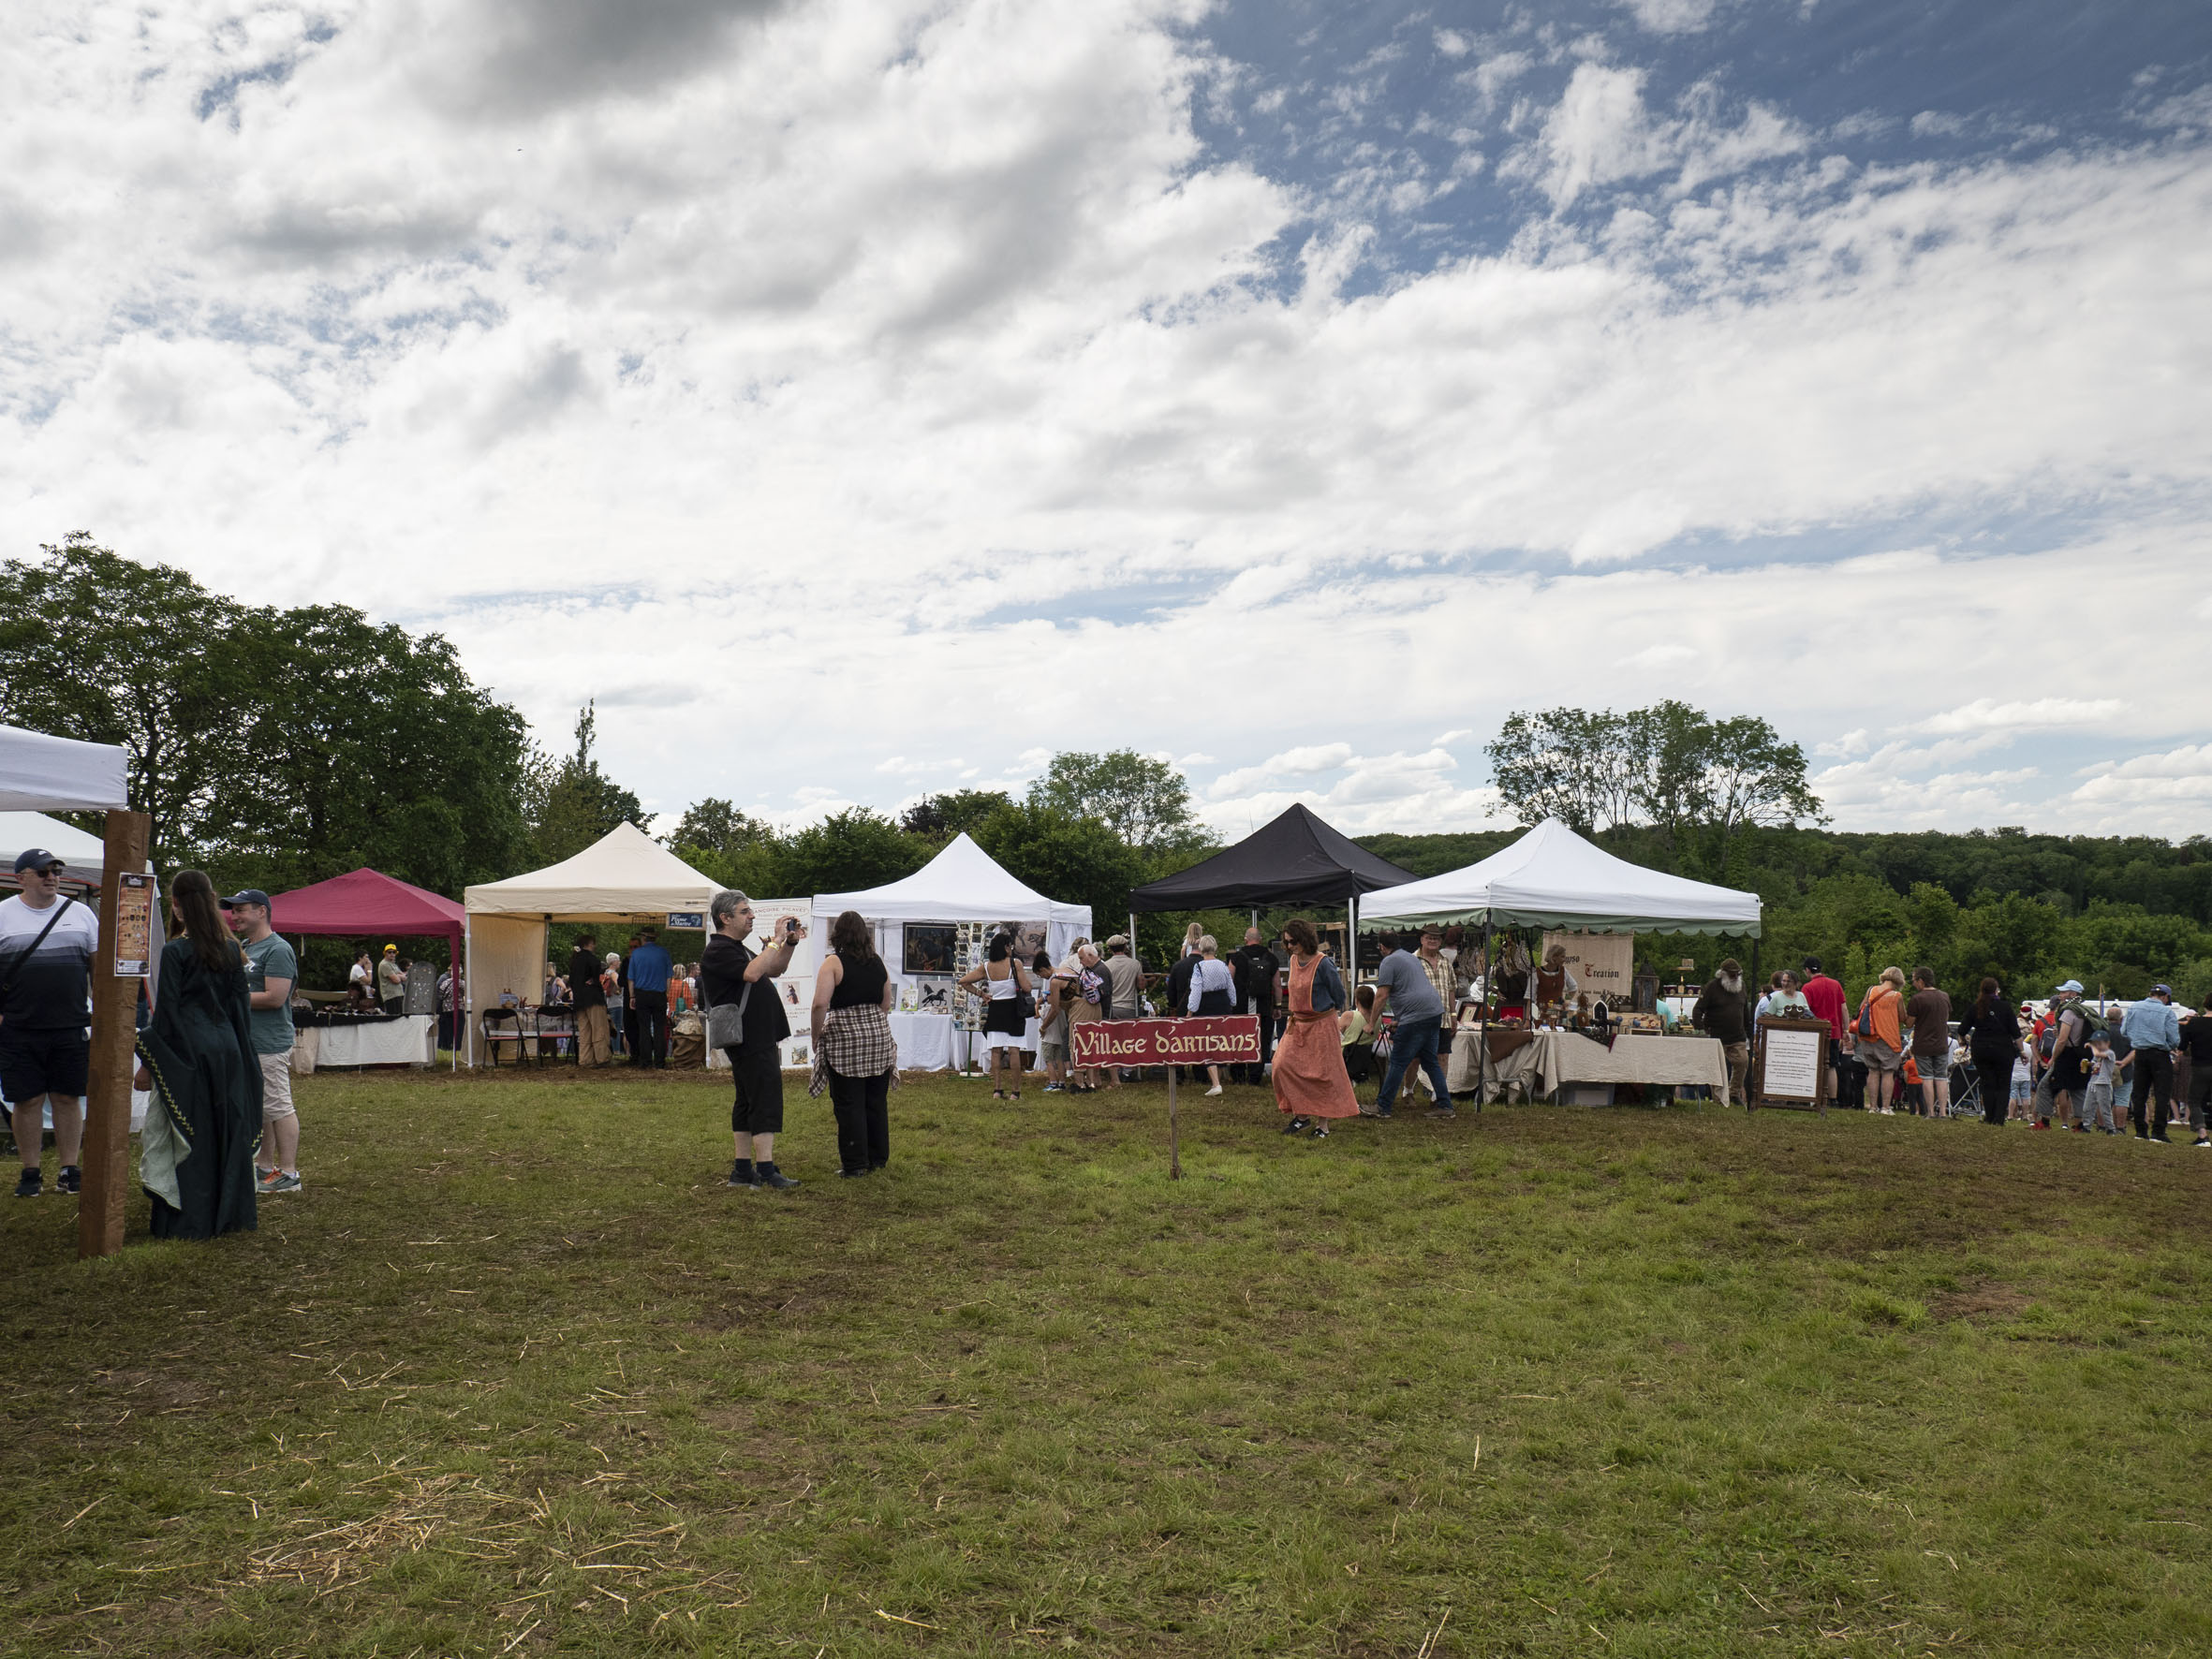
[2, 849, 99, 1198]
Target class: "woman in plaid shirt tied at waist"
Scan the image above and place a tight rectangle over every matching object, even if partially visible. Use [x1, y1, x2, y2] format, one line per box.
[809, 909, 900, 1178]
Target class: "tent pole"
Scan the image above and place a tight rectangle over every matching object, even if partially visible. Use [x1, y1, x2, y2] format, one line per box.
[79, 808, 149, 1260]
[1347, 897, 1357, 991]
[1478, 916, 1493, 1108]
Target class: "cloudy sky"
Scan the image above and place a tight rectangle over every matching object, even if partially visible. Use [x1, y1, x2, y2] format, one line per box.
[6, 0, 2210, 842]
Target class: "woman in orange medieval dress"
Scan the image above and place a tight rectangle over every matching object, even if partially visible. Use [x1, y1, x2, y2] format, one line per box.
[1274, 916, 1362, 1138]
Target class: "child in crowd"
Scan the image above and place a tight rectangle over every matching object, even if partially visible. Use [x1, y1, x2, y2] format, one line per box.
[2077, 1031, 2118, 1134]
[2008, 1048, 2035, 1122]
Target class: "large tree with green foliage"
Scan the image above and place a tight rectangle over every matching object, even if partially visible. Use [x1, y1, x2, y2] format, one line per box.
[527, 702, 645, 866]
[1027, 750, 1209, 853]
[0, 534, 535, 891]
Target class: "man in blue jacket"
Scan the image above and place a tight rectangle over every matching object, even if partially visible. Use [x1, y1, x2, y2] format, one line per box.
[627, 928, 674, 1068]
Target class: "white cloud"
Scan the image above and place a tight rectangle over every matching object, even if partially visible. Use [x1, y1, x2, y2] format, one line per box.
[1, 1, 2208, 845]
[1616, 0, 1724, 33]
[1916, 698, 2126, 735]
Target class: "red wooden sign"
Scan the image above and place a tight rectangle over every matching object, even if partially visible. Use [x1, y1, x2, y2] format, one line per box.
[1070, 1016, 1260, 1067]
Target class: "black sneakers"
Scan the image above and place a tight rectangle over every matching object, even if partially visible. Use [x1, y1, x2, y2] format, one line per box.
[1282, 1115, 1310, 1136]
[755, 1163, 800, 1191]
[56, 1165, 81, 1195]
[14, 1167, 39, 1199]
[727, 1159, 757, 1188]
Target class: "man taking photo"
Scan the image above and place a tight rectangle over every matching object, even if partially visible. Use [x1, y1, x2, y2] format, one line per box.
[2, 849, 97, 1198]
[223, 888, 302, 1193]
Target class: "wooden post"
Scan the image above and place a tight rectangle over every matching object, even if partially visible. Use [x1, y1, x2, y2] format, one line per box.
[80, 810, 149, 1260]
[1167, 1065, 1181, 1181]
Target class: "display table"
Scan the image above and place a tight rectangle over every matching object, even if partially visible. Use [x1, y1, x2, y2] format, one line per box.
[294, 1015, 435, 1070]
[1449, 1027, 1727, 1101]
[883, 1013, 1043, 1072]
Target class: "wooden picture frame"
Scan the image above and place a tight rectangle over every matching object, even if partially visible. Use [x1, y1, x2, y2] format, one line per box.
[1750, 1017, 1830, 1114]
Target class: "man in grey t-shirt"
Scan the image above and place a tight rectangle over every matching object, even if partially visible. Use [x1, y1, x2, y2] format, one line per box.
[225, 889, 302, 1194]
[1368, 943, 1452, 1119]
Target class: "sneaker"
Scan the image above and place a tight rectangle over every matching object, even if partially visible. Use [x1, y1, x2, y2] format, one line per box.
[838, 1167, 872, 1180]
[1282, 1116, 1309, 1136]
[727, 1160, 757, 1188]
[56, 1165, 81, 1195]
[14, 1167, 39, 1199]
[1042, 1083, 1064, 1094]
[2071, 1124, 2089, 1134]
[2193, 1138, 2211, 1148]
[755, 1164, 801, 1190]
[1203, 1084, 1223, 1096]
[266, 1171, 302, 1194]
[1375, 1108, 1394, 1120]
[1310, 1124, 1330, 1139]
[1428, 1108, 1457, 1121]
[257, 1166, 282, 1192]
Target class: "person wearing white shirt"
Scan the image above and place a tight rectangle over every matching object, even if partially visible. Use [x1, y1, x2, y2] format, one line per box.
[1186, 934, 1237, 1097]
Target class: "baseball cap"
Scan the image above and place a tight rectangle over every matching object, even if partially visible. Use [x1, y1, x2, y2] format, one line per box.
[2055, 979, 2085, 993]
[383, 943, 399, 952]
[13, 847, 63, 874]
[2152, 983, 2173, 997]
[219, 888, 271, 909]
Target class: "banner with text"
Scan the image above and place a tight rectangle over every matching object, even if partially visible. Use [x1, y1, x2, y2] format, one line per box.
[1541, 930, 1635, 1003]
[1071, 1016, 1260, 1067]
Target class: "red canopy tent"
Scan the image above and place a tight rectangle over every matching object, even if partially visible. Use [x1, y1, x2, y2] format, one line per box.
[269, 869, 465, 1067]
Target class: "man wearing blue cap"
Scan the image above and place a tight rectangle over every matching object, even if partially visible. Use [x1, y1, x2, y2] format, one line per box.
[224, 889, 302, 1192]
[2, 848, 99, 1198]
[2119, 984, 2181, 1143]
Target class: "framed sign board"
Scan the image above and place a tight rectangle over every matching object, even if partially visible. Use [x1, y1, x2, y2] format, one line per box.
[1752, 1018, 1830, 1114]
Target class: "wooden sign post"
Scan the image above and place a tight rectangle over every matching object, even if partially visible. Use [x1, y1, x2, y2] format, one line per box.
[80, 809, 151, 1258]
[1070, 1017, 1260, 1180]
[1749, 1017, 1830, 1115]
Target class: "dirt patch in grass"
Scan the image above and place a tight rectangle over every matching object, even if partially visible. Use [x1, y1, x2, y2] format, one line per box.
[1929, 1282, 2030, 1322]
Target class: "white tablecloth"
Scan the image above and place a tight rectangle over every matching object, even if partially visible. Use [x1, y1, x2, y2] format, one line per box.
[881, 1013, 1041, 1072]
[1448, 1028, 1727, 1100]
[298, 1015, 435, 1069]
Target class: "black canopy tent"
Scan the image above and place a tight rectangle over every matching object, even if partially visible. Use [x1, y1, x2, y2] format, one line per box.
[1128, 804, 1420, 988]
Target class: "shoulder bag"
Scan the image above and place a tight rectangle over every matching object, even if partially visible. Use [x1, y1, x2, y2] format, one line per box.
[704, 972, 755, 1049]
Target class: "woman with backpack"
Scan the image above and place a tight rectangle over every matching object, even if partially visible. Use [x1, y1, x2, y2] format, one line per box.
[1855, 967, 1908, 1113]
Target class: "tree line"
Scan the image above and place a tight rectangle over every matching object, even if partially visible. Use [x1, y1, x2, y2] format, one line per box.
[7, 536, 2205, 1005]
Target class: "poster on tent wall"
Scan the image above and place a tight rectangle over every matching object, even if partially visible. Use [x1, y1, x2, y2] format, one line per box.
[952, 922, 991, 1032]
[1541, 931, 1635, 1005]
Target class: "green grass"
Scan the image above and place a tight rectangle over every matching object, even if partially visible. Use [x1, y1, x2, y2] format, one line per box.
[3, 1067, 2208, 1657]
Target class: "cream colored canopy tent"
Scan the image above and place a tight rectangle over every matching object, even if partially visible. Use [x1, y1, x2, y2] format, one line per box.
[463, 823, 721, 1064]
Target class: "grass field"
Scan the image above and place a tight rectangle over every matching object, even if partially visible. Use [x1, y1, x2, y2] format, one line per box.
[3, 1064, 2208, 1658]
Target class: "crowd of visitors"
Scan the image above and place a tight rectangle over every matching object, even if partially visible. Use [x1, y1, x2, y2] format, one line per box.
[1701, 953, 2212, 1145]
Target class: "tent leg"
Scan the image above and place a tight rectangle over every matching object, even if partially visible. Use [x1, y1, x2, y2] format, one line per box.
[80, 809, 149, 1260]
[1478, 918, 1493, 1111]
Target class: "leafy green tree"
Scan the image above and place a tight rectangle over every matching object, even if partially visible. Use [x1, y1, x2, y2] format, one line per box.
[529, 702, 645, 865]
[899, 790, 1013, 842]
[1028, 751, 1208, 852]
[774, 809, 924, 896]
[971, 801, 1149, 935]
[0, 534, 253, 860]
[1485, 708, 1630, 830]
[1701, 714, 1827, 877]
[211, 605, 534, 894]
[665, 798, 773, 861]
[1625, 700, 1715, 867]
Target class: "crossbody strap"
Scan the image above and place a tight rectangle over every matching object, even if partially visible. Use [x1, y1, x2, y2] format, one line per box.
[0, 895, 75, 1000]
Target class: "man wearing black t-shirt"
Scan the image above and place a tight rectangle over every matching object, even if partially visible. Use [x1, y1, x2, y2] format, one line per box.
[1227, 928, 1279, 1083]
[568, 933, 611, 1065]
[700, 890, 804, 1190]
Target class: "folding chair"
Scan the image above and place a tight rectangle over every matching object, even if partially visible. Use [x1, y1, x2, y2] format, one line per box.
[480, 1007, 530, 1068]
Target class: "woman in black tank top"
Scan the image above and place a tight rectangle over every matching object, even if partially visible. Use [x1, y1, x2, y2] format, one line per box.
[808, 910, 899, 1177]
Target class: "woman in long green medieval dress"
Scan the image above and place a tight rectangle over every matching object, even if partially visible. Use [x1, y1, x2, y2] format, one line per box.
[133, 870, 261, 1239]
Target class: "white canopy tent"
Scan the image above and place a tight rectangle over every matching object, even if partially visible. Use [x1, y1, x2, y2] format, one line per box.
[813, 835, 1092, 1071]
[1359, 817, 1762, 936]
[0, 724, 130, 814]
[2, 811, 123, 889]
[813, 832, 1092, 938]
[463, 823, 722, 1064]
